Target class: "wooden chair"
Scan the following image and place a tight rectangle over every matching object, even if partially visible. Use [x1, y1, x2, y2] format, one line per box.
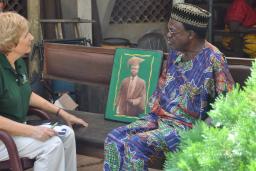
[0, 107, 51, 171]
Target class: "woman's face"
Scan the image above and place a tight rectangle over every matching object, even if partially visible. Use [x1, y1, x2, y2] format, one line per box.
[13, 30, 34, 56]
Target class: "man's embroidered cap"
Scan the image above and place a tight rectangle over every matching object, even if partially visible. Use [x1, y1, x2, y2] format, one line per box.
[128, 57, 144, 66]
[170, 3, 211, 28]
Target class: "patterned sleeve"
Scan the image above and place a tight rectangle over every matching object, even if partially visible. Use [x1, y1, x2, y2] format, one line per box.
[199, 52, 234, 120]
[212, 54, 234, 95]
[148, 50, 175, 109]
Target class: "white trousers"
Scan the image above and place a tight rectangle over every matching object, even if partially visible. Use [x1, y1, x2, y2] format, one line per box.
[0, 125, 77, 171]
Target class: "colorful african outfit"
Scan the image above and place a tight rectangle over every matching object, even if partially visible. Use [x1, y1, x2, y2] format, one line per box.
[104, 41, 234, 171]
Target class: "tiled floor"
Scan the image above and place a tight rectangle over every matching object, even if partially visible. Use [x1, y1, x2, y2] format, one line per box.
[77, 155, 103, 171]
[77, 155, 161, 171]
[27, 155, 161, 171]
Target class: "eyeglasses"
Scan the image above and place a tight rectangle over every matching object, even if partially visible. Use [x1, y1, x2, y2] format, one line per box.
[168, 29, 184, 36]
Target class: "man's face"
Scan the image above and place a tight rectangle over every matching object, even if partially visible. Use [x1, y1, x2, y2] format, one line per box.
[167, 19, 190, 52]
[130, 65, 139, 77]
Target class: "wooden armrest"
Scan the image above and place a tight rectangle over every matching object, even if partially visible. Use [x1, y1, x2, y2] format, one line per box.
[27, 107, 51, 120]
[0, 131, 22, 171]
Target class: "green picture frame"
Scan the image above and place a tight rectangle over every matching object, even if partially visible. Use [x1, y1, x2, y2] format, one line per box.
[105, 48, 163, 123]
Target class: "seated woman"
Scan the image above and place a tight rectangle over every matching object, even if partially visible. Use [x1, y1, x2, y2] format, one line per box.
[0, 12, 88, 171]
[104, 3, 234, 171]
[222, 0, 256, 58]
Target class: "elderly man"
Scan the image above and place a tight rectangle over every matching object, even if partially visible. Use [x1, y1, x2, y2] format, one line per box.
[104, 3, 234, 171]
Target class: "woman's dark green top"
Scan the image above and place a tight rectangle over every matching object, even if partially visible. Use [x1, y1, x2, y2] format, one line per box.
[0, 52, 32, 123]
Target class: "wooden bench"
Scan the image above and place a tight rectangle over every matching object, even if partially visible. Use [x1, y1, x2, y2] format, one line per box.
[43, 42, 253, 169]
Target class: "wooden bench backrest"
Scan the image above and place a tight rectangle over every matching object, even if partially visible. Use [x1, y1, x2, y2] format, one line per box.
[43, 43, 115, 86]
[43, 43, 254, 87]
[226, 57, 253, 66]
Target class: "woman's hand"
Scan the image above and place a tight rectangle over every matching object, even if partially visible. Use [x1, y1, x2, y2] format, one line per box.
[29, 92, 88, 128]
[30, 126, 57, 141]
[59, 109, 88, 128]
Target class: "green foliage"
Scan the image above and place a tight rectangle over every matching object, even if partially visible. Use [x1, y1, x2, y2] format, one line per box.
[164, 61, 256, 171]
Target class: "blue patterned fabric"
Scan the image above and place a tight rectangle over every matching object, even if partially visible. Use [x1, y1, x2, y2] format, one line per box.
[104, 114, 180, 171]
[104, 42, 234, 171]
[149, 42, 234, 127]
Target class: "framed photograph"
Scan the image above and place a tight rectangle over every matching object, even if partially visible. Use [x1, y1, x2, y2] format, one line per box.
[105, 48, 163, 123]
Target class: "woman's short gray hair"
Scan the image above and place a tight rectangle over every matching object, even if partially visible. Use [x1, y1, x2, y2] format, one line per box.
[0, 12, 29, 54]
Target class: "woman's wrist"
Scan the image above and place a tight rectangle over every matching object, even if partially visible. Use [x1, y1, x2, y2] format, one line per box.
[56, 108, 69, 119]
[24, 124, 37, 137]
[56, 108, 62, 116]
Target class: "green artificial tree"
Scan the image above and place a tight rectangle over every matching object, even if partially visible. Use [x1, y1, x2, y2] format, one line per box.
[164, 61, 256, 171]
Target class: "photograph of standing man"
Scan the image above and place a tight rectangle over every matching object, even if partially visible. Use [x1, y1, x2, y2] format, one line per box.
[116, 56, 146, 116]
